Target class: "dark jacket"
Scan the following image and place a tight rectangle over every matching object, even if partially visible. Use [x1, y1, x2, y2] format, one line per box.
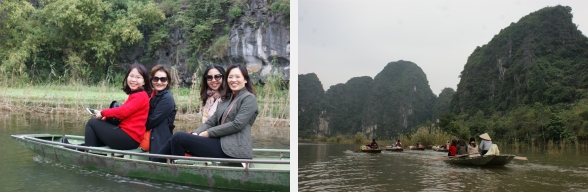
[194, 88, 258, 159]
[457, 145, 468, 155]
[146, 88, 176, 159]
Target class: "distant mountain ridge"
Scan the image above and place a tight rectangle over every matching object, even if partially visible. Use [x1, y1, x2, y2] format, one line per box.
[299, 60, 440, 139]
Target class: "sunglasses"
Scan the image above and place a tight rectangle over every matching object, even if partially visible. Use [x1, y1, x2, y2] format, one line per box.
[206, 74, 223, 82]
[152, 76, 168, 83]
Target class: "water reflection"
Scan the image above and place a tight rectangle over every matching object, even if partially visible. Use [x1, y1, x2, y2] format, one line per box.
[299, 142, 588, 191]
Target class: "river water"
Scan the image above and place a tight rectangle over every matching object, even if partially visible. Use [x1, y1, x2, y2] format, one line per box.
[1, 113, 289, 192]
[298, 142, 588, 191]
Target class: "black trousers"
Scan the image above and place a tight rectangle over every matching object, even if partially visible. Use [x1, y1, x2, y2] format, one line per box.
[154, 132, 230, 162]
[85, 118, 139, 150]
[481, 150, 489, 156]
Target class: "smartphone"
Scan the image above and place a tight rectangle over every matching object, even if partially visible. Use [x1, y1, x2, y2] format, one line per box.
[86, 108, 96, 115]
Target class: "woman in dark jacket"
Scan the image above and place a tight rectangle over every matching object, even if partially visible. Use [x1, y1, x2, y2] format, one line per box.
[145, 64, 177, 160]
[456, 139, 468, 155]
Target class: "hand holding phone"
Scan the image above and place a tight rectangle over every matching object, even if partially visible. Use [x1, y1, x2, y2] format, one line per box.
[86, 108, 96, 116]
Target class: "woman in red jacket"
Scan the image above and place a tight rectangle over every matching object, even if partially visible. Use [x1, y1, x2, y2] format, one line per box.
[448, 139, 457, 156]
[84, 64, 152, 150]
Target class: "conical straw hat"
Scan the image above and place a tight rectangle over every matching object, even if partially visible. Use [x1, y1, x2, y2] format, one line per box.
[479, 133, 491, 141]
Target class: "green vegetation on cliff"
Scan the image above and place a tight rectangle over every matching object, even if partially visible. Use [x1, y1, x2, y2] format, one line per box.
[298, 61, 437, 139]
[444, 5, 588, 143]
[324, 76, 373, 136]
[451, 5, 588, 115]
[298, 73, 325, 138]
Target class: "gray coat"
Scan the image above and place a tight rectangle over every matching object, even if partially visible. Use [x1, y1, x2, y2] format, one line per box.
[194, 88, 258, 159]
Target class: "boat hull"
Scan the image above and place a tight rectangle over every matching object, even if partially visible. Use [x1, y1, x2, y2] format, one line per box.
[13, 134, 289, 191]
[384, 148, 403, 152]
[359, 149, 382, 153]
[443, 155, 515, 166]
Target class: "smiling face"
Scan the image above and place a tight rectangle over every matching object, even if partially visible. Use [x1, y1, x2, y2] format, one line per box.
[152, 71, 168, 92]
[127, 68, 145, 91]
[206, 68, 223, 91]
[227, 68, 246, 93]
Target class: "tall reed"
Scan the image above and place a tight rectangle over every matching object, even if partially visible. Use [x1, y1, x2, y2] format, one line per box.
[397, 126, 453, 147]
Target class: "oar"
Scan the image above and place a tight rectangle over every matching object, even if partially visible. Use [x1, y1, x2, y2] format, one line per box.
[427, 154, 469, 162]
[513, 156, 528, 160]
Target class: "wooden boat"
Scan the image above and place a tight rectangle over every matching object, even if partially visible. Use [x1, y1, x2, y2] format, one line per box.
[12, 134, 289, 191]
[435, 149, 448, 152]
[443, 155, 515, 166]
[359, 149, 382, 153]
[383, 146, 403, 152]
[408, 146, 425, 150]
[432, 146, 448, 152]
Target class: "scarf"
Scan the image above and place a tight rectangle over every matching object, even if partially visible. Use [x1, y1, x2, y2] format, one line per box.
[202, 89, 221, 123]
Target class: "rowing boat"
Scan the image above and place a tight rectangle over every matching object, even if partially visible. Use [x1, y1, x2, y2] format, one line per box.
[12, 134, 289, 191]
[408, 146, 425, 150]
[442, 155, 515, 166]
[383, 146, 403, 152]
[359, 149, 382, 153]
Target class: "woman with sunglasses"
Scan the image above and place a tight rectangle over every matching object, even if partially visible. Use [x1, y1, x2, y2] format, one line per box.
[73, 64, 152, 150]
[143, 64, 177, 160]
[155, 64, 257, 161]
[200, 64, 225, 123]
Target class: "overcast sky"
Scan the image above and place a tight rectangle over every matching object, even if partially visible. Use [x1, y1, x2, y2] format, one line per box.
[298, 0, 588, 95]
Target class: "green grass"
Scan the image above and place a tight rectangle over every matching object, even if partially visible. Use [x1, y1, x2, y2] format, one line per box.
[0, 84, 289, 119]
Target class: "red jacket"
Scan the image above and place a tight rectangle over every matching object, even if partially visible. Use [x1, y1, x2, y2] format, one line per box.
[101, 91, 150, 143]
[448, 145, 457, 156]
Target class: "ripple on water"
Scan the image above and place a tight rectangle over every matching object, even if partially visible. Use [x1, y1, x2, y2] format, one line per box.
[29, 155, 217, 191]
[300, 143, 588, 191]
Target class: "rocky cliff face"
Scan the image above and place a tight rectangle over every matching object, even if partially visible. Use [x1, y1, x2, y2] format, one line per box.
[122, 0, 289, 86]
[298, 73, 325, 138]
[228, 0, 290, 80]
[451, 5, 588, 114]
[361, 60, 436, 139]
[298, 61, 437, 139]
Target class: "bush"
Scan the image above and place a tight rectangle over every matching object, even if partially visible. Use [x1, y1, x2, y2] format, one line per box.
[228, 6, 242, 19]
[354, 132, 365, 144]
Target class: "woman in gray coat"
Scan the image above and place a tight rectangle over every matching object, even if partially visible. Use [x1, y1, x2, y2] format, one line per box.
[145, 65, 177, 161]
[155, 64, 258, 160]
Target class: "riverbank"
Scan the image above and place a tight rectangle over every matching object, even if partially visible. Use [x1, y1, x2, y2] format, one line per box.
[299, 126, 588, 151]
[1, 84, 290, 139]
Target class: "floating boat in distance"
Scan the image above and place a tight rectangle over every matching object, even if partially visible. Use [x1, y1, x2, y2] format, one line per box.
[383, 146, 404, 152]
[443, 155, 515, 166]
[357, 145, 382, 153]
[12, 134, 289, 191]
[359, 149, 382, 153]
[408, 146, 425, 150]
[432, 146, 448, 152]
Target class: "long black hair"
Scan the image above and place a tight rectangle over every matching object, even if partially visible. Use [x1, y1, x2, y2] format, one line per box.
[222, 64, 256, 99]
[122, 63, 152, 95]
[200, 64, 226, 106]
[469, 137, 477, 147]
